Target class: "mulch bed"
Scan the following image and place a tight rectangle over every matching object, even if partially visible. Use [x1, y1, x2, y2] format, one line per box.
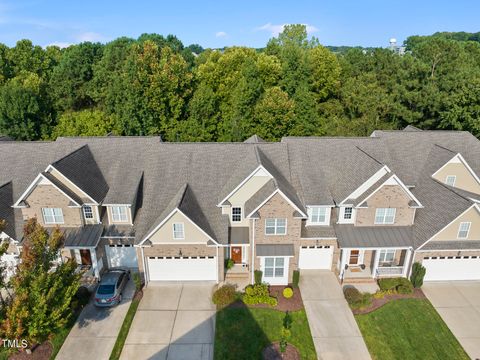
[8, 342, 52, 360]
[227, 286, 304, 311]
[262, 342, 300, 360]
[352, 288, 426, 315]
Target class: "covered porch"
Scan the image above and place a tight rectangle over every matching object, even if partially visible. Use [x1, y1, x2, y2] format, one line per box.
[340, 247, 413, 280]
[225, 227, 250, 278]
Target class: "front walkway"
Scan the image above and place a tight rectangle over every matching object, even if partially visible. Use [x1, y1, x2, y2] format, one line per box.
[299, 270, 371, 360]
[56, 280, 135, 360]
[423, 281, 480, 359]
[120, 282, 216, 360]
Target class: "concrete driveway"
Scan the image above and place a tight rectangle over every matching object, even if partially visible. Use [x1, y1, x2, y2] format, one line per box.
[299, 270, 371, 360]
[423, 281, 480, 359]
[56, 280, 135, 360]
[120, 283, 215, 360]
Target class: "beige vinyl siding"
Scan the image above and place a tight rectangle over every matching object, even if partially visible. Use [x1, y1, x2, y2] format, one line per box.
[355, 185, 415, 226]
[106, 205, 133, 225]
[22, 184, 83, 227]
[148, 211, 210, 244]
[430, 206, 480, 241]
[227, 174, 270, 227]
[433, 162, 480, 194]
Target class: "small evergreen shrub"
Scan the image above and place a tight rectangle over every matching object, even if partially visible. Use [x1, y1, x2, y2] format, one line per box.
[254, 270, 263, 285]
[212, 284, 238, 307]
[283, 287, 293, 299]
[72, 286, 91, 309]
[344, 287, 362, 304]
[292, 270, 300, 288]
[225, 258, 234, 270]
[410, 262, 426, 288]
[283, 311, 293, 330]
[378, 277, 413, 294]
[242, 284, 278, 306]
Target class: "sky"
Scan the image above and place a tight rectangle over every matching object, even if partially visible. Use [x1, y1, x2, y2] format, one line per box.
[0, 0, 479, 49]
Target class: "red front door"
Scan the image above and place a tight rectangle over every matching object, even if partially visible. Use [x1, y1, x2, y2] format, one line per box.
[80, 249, 92, 266]
[231, 247, 242, 263]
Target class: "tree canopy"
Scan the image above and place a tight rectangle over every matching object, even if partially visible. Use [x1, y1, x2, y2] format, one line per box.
[0, 27, 479, 141]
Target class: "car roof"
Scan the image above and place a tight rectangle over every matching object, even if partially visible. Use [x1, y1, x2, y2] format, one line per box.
[99, 271, 123, 285]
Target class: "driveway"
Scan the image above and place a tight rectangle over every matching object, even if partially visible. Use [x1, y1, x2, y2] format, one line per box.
[56, 280, 135, 360]
[423, 281, 480, 359]
[120, 282, 215, 360]
[299, 270, 371, 360]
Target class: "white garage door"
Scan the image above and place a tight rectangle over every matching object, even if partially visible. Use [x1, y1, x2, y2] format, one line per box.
[106, 244, 138, 268]
[423, 255, 480, 281]
[299, 245, 334, 270]
[147, 256, 217, 281]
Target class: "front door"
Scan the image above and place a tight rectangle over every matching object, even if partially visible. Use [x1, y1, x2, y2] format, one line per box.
[349, 250, 360, 265]
[231, 246, 242, 263]
[80, 249, 92, 266]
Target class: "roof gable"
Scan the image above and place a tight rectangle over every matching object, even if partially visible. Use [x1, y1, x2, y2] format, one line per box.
[432, 153, 480, 194]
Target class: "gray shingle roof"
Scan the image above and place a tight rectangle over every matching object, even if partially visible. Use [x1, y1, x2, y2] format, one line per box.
[419, 240, 480, 251]
[0, 182, 18, 239]
[51, 145, 109, 203]
[229, 227, 249, 244]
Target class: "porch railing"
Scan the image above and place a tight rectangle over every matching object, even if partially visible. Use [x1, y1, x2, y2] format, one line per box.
[376, 266, 403, 276]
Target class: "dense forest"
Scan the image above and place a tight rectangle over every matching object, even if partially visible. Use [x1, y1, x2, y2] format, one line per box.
[0, 25, 479, 142]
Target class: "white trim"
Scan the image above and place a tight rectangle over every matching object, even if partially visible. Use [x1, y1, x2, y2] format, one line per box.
[110, 205, 129, 223]
[217, 165, 273, 207]
[42, 207, 65, 225]
[13, 173, 81, 208]
[339, 165, 391, 205]
[306, 206, 331, 226]
[356, 174, 423, 209]
[264, 218, 287, 235]
[251, 218, 256, 284]
[173, 222, 185, 240]
[457, 222, 471, 239]
[374, 208, 396, 225]
[416, 248, 480, 252]
[102, 203, 132, 206]
[45, 164, 98, 204]
[83, 205, 94, 220]
[231, 205, 243, 223]
[245, 189, 307, 219]
[432, 153, 480, 186]
[300, 237, 337, 240]
[417, 204, 480, 250]
[138, 208, 219, 246]
[445, 175, 456, 187]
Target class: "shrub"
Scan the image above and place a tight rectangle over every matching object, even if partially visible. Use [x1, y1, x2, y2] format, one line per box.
[378, 277, 413, 294]
[225, 258, 234, 270]
[72, 286, 91, 308]
[283, 311, 293, 330]
[242, 284, 278, 306]
[212, 284, 238, 307]
[292, 270, 300, 288]
[344, 287, 362, 305]
[283, 287, 293, 299]
[254, 270, 263, 285]
[410, 262, 426, 288]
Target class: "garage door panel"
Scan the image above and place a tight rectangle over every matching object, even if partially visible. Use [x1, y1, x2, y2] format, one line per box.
[148, 257, 217, 281]
[299, 246, 333, 270]
[106, 245, 138, 268]
[423, 256, 480, 281]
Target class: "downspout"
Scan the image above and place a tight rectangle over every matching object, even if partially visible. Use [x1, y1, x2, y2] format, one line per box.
[251, 218, 256, 284]
[140, 246, 148, 287]
[216, 245, 219, 284]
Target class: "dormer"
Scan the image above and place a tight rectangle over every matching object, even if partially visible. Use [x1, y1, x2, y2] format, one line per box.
[432, 153, 480, 195]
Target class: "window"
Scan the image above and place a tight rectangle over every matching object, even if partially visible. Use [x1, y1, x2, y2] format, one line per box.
[264, 257, 285, 278]
[265, 218, 287, 235]
[458, 222, 471, 239]
[343, 207, 353, 220]
[111, 206, 128, 223]
[375, 208, 396, 224]
[173, 223, 185, 239]
[231, 207, 242, 222]
[445, 175, 456, 186]
[309, 207, 329, 225]
[379, 249, 396, 264]
[83, 206, 93, 220]
[42, 208, 64, 224]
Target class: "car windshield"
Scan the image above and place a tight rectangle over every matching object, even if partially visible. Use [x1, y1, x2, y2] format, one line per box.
[97, 284, 115, 295]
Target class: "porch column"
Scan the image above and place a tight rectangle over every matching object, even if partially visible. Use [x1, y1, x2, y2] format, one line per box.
[91, 249, 100, 278]
[372, 249, 381, 278]
[402, 248, 413, 277]
[339, 249, 348, 279]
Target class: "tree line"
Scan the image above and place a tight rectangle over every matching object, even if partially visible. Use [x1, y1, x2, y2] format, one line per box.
[0, 25, 479, 142]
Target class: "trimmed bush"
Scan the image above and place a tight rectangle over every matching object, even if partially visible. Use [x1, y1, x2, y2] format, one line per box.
[72, 286, 91, 308]
[242, 284, 278, 306]
[378, 277, 414, 294]
[410, 262, 426, 288]
[254, 270, 263, 285]
[225, 258, 234, 270]
[283, 287, 293, 299]
[213, 284, 238, 307]
[344, 287, 363, 305]
[292, 270, 300, 288]
[283, 311, 293, 329]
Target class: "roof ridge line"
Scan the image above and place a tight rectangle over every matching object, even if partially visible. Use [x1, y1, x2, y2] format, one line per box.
[430, 177, 474, 204]
[354, 145, 384, 166]
[433, 143, 457, 154]
[51, 144, 89, 166]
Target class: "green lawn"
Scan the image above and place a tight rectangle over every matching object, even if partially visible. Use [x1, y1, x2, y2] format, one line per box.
[109, 298, 140, 360]
[214, 307, 316, 360]
[355, 299, 469, 360]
